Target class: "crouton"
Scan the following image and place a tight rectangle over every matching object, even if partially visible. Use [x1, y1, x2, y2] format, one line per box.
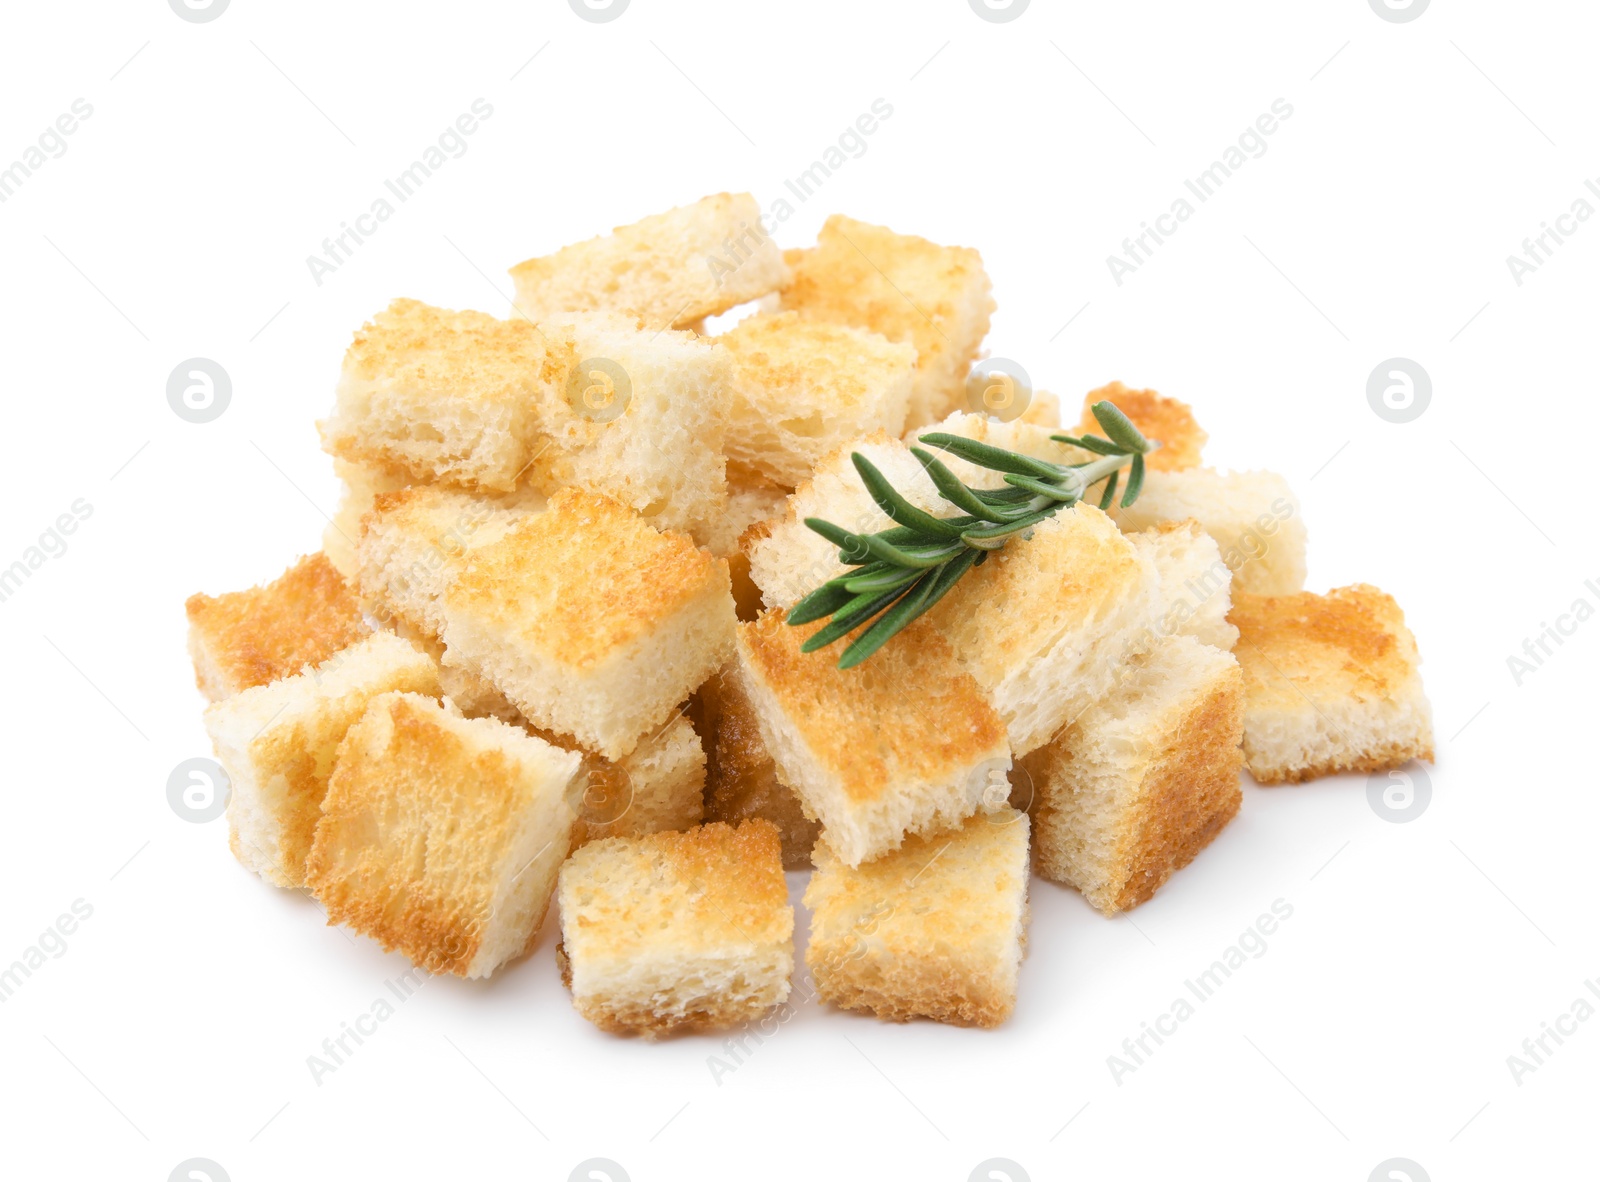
[524, 315, 730, 542]
[734, 610, 1010, 867]
[716, 310, 916, 487]
[804, 810, 1030, 1027]
[323, 460, 409, 580]
[202, 632, 439, 888]
[1129, 520, 1239, 652]
[1020, 389, 1062, 427]
[1019, 635, 1244, 914]
[1080, 382, 1207, 472]
[780, 215, 995, 427]
[1109, 467, 1307, 596]
[699, 665, 819, 869]
[1229, 584, 1433, 784]
[556, 820, 794, 1036]
[568, 712, 706, 847]
[744, 433, 944, 610]
[509, 193, 787, 330]
[306, 693, 583, 978]
[923, 504, 1162, 757]
[186, 553, 369, 702]
[320, 298, 574, 493]
[441, 488, 736, 760]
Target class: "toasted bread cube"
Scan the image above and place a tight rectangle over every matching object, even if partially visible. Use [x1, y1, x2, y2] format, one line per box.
[441, 489, 736, 760]
[699, 665, 819, 869]
[203, 632, 439, 888]
[924, 504, 1161, 757]
[1018, 636, 1243, 914]
[781, 216, 995, 427]
[1109, 467, 1306, 596]
[1129, 520, 1239, 652]
[324, 460, 409, 580]
[744, 433, 945, 610]
[1019, 389, 1062, 427]
[306, 693, 582, 977]
[320, 299, 574, 493]
[804, 810, 1030, 1027]
[509, 193, 787, 330]
[524, 315, 731, 543]
[186, 553, 370, 702]
[703, 465, 789, 562]
[557, 820, 794, 1036]
[357, 484, 544, 638]
[569, 712, 706, 847]
[716, 311, 916, 487]
[1079, 382, 1207, 473]
[734, 611, 1010, 867]
[1230, 584, 1433, 784]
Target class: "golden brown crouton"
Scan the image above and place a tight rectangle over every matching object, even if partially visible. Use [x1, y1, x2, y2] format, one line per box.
[306, 692, 584, 978]
[1079, 381, 1207, 472]
[805, 810, 1031, 1027]
[781, 215, 995, 427]
[1230, 584, 1434, 784]
[556, 820, 794, 1036]
[186, 553, 370, 702]
[1020, 636, 1244, 914]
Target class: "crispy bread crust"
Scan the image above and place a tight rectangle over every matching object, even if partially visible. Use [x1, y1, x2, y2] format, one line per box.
[1081, 381, 1207, 473]
[185, 553, 369, 700]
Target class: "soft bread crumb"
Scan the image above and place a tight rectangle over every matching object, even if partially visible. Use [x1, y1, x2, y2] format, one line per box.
[556, 820, 794, 1036]
[1129, 520, 1239, 652]
[1230, 584, 1434, 784]
[440, 488, 736, 760]
[306, 693, 584, 978]
[1079, 382, 1207, 472]
[699, 665, 819, 869]
[1020, 635, 1244, 914]
[186, 553, 370, 702]
[566, 712, 706, 848]
[203, 631, 440, 888]
[804, 810, 1030, 1027]
[734, 610, 1010, 868]
[509, 193, 788, 331]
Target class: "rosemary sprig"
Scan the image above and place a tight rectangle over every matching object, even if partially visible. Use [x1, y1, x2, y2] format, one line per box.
[788, 400, 1160, 668]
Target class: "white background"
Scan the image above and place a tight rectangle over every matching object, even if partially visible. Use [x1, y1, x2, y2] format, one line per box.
[1, 1, 1595, 1179]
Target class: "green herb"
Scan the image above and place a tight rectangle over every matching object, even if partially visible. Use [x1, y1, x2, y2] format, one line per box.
[789, 400, 1160, 668]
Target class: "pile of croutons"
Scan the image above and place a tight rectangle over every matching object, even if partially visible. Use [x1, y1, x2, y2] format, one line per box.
[186, 193, 1433, 1035]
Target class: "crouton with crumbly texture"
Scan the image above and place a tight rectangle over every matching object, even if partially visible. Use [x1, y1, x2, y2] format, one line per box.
[324, 460, 409, 580]
[1080, 382, 1207, 473]
[320, 299, 574, 493]
[203, 632, 439, 888]
[567, 712, 706, 848]
[441, 489, 736, 760]
[923, 504, 1162, 757]
[744, 432, 945, 610]
[699, 664, 819, 869]
[805, 810, 1030, 1027]
[557, 820, 794, 1036]
[781, 216, 995, 427]
[1108, 467, 1306, 597]
[717, 310, 916, 487]
[734, 610, 1010, 868]
[306, 693, 583, 978]
[1019, 636, 1243, 914]
[186, 553, 370, 702]
[509, 193, 787, 331]
[1129, 520, 1239, 652]
[1230, 584, 1433, 784]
